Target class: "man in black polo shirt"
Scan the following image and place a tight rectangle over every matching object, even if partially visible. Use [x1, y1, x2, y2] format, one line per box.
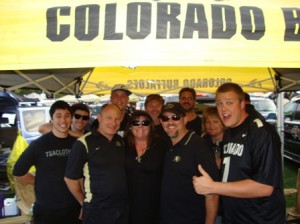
[160, 102, 219, 224]
[65, 104, 128, 224]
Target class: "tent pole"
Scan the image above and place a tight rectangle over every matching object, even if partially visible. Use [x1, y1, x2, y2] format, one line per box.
[276, 92, 284, 170]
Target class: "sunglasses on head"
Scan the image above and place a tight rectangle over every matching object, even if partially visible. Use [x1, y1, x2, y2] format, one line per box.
[160, 115, 182, 122]
[131, 120, 150, 126]
[74, 114, 90, 121]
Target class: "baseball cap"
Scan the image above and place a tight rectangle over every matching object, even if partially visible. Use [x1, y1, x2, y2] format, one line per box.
[111, 84, 132, 96]
[160, 102, 186, 116]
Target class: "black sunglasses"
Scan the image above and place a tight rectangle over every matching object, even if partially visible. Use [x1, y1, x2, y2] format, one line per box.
[131, 120, 151, 126]
[74, 114, 90, 121]
[160, 115, 182, 122]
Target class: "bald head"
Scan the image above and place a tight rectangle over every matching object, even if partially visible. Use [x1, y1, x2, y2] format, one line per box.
[97, 104, 122, 140]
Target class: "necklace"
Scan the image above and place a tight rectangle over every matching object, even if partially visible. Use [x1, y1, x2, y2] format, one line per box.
[135, 146, 149, 163]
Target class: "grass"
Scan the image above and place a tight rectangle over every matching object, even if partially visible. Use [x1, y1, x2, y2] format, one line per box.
[284, 158, 299, 208]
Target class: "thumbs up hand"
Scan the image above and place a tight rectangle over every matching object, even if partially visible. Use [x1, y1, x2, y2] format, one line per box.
[193, 164, 214, 195]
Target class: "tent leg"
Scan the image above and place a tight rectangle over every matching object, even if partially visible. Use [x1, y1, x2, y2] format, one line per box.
[276, 92, 284, 170]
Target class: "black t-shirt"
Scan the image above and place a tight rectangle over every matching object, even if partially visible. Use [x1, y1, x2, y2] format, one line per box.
[186, 116, 202, 135]
[221, 116, 285, 224]
[160, 131, 219, 224]
[13, 132, 78, 209]
[65, 130, 128, 207]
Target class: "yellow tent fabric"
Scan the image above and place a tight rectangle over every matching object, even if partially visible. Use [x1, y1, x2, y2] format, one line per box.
[0, 0, 300, 70]
[82, 66, 275, 94]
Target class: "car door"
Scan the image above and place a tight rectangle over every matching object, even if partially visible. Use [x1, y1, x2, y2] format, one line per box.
[284, 99, 300, 163]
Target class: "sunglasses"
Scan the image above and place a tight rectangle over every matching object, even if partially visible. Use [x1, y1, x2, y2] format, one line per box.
[74, 114, 90, 121]
[131, 120, 150, 126]
[160, 115, 182, 122]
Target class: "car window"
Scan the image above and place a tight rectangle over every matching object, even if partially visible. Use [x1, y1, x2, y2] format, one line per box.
[252, 99, 276, 111]
[294, 103, 300, 120]
[21, 109, 47, 132]
[195, 96, 216, 116]
[284, 101, 297, 120]
[1, 113, 17, 126]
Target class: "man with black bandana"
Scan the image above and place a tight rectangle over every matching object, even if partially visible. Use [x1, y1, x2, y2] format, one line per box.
[65, 104, 128, 224]
[193, 83, 285, 224]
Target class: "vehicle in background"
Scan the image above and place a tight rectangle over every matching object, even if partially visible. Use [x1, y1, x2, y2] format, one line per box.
[194, 93, 216, 116]
[89, 104, 102, 119]
[164, 93, 216, 117]
[0, 91, 50, 146]
[135, 101, 145, 110]
[283, 97, 300, 164]
[250, 96, 277, 120]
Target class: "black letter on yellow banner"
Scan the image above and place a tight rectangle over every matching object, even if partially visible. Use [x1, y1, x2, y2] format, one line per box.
[282, 8, 300, 41]
[157, 3, 181, 39]
[127, 3, 151, 39]
[47, 7, 71, 41]
[212, 5, 236, 39]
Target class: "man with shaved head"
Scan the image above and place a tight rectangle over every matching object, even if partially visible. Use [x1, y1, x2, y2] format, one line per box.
[65, 104, 129, 224]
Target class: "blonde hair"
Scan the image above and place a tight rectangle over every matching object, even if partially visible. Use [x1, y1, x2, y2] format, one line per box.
[201, 106, 225, 136]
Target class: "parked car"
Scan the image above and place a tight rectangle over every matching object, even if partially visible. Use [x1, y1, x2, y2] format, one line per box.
[283, 97, 300, 164]
[194, 93, 216, 116]
[0, 91, 50, 145]
[250, 96, 277, 119]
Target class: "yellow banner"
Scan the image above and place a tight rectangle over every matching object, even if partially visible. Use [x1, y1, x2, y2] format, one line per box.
[1, 0, 300, 70]
[82, 66, 275, 94]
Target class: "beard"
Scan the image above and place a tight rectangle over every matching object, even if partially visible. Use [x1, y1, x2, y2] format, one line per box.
[184, 106, 194, 112]
[167, 130, 179, 139]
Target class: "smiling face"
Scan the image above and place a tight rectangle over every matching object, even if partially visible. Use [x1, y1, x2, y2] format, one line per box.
[215, 90, 247, 128]
[97, 104, 121, 140]
[110, 90, 129, 111]
[72, 109, 90, 133]
[160, 112, 187, 144]
[145, 99, 163, 122]
[204, 114, 225, 139]
[131, 116, 151, 141]
[51, 109, 72, 138]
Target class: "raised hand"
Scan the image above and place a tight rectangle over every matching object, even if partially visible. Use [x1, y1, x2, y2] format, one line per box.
[192, 164, 214, 195]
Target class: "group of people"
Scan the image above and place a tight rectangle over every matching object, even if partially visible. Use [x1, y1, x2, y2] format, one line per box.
[12, 82, 285, 224]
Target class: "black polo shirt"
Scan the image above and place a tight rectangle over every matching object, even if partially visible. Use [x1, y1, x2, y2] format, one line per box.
[65, 129, 128, 207]
[160, 131, 219, 224]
